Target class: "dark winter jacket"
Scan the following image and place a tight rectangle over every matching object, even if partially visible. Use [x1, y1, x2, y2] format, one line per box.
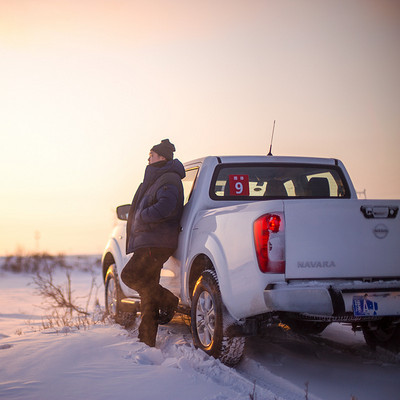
[126, 159, 186, 254]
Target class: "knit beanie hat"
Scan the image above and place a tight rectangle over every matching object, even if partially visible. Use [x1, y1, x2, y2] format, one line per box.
[151, 139, 175, 160]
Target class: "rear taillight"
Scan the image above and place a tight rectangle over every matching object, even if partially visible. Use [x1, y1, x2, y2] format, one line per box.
[253, 213, 285, 273]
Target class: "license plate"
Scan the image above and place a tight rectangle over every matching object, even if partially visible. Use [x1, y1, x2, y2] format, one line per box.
[352, 295, 379, 316]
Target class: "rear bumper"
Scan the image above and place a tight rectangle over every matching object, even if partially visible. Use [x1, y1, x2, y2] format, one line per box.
[263, 280, 400, 317]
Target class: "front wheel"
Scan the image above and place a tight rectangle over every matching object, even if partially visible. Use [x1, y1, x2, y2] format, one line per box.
[190, 270, 245, 366]
[105, 264, 137, 327]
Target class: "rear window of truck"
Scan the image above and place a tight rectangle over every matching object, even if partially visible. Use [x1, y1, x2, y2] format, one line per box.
[210, 163, 350, 200]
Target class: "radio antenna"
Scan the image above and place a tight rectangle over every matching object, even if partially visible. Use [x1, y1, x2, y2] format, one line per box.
[267, 120, 276, 156]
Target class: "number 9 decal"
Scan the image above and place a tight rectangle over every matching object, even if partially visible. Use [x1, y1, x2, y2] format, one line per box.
[229, 175, 249, 196]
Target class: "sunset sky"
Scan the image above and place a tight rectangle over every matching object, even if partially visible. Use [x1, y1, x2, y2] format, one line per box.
[1, 0, 399, 255]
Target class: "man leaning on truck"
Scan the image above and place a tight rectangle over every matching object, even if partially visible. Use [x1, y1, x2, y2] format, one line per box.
[121, 139, 186, 347]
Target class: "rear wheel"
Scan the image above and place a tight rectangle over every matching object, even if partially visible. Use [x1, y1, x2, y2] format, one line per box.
[191, 270, 245, 366]
[362, 319, 400, 352]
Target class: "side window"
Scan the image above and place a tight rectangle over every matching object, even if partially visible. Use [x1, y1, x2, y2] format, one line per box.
[182, 168, 199, 205]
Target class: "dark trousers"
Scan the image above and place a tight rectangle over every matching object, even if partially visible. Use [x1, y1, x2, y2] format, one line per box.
[121, 247, 177, 347]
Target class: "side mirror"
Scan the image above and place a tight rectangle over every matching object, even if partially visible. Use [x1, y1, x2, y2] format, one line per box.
[116, 204, 131, 221]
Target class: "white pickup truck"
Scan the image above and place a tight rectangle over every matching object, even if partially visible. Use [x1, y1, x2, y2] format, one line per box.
[102, 155, 400, 365]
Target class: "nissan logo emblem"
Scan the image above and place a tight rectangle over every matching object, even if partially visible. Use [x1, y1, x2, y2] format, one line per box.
[373, 224, 389, 239]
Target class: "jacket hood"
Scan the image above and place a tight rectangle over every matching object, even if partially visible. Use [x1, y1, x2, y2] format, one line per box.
[144, 158, 185, 181]
[166, 158, 186, 179]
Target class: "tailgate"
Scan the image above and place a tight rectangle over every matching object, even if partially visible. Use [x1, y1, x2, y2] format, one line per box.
[284, 199, 400, 279]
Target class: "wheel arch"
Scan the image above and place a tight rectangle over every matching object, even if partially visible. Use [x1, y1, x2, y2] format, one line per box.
[188, 253, 215, 300]
[186, 249, 238, 321]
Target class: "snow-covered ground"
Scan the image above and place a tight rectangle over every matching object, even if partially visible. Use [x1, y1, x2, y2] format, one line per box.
[1, 259, 399, 400]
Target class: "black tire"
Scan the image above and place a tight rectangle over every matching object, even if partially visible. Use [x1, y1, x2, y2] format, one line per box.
[190, 270, 245, 366]
[362, 320, 400, 352]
